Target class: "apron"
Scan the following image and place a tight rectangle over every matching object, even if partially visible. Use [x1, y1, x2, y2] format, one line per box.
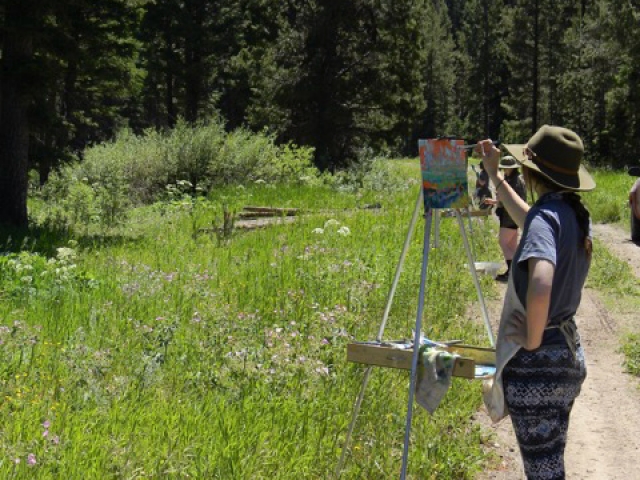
[482, 272, 578, 422]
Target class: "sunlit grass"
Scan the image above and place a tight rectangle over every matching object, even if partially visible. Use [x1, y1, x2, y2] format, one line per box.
[621, 334, 640, 376]
[584, 168, 635, 226]
[0, 160, 503, 478]
[584, 169, 640, 377]
[8, 159, 639, 478]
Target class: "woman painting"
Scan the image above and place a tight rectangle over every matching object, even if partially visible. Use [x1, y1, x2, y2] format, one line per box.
[477, 125, 595, 480]
[484, 156, 527, 282]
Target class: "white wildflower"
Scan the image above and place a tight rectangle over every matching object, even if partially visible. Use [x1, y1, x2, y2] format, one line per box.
[56, 247, 76, 262]
[323, 219, 340, 229]
[312, 228, 324, 235]
[337, 226, 351, 236]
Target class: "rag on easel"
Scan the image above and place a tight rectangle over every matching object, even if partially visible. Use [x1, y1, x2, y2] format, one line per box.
[415, 347, 459, 414]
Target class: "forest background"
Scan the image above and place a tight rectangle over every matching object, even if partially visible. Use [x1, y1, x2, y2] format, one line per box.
[2, 0, 640, 227]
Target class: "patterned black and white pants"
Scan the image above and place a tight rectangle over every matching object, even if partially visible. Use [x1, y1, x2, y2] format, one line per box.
[502, 344, 586, 480]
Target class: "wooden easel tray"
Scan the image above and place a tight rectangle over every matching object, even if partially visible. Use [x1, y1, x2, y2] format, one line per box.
[347, 341, 496, 379]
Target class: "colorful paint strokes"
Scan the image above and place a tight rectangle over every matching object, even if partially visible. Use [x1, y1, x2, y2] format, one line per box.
[419, 139, 469, 210]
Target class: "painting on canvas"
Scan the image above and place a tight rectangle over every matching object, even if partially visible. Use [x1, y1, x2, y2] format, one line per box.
[419, 139, 469, 210]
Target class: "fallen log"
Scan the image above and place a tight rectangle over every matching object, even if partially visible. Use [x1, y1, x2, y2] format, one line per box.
[243, 206, 299, 216]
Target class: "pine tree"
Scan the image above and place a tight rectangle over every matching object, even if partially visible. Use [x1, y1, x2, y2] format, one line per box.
[409, 0, 458, 147]
[457, 0, 509, 140]
[595, 0, 640, 165]
[0, 0, 142, 226]
[249, 0, 431, 170]
[31, 0, 143, 180]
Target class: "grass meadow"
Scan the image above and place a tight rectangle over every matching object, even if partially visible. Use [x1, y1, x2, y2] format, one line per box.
[1, 156, 639, 478]
[1, 159, 502, 479]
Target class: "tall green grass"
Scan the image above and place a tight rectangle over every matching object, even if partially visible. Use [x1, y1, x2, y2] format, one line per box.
[583, 168, 635, 226]
[13, 151, 640, 478]
[0, 159, 501, 478]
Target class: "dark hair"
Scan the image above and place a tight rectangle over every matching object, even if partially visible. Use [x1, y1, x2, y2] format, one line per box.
[526, 168, 592, 260]
[562, 192, 592, 260]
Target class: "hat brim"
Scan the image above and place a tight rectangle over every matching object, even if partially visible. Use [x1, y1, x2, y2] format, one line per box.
[502, 143, 596, 192]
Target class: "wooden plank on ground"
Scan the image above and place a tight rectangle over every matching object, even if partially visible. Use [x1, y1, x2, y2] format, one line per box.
[243, 206, 299, 215]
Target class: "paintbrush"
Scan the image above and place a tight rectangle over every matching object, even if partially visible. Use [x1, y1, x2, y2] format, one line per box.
[459, 140, 502, 150]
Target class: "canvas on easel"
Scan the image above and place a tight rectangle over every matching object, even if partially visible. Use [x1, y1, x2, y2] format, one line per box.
[419, 138, 469, 210]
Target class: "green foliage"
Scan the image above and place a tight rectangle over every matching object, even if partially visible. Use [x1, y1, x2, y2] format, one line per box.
[10, 0, 640, 232]
[249, 0, 434, 168]
[330, 152, 418, 194]
[583, 168, 634, 226]
[0, 161, 497, 478]
[31, 0, 143, 175]
[621, 334, 640, 376]
[167, 119, 227, 189]
[588, 238, 640, 297]
[38, 161, 130, 232]
[0, 245, 97, 300]
[36, 123, 321, 233]
[455, 0, 510, 140]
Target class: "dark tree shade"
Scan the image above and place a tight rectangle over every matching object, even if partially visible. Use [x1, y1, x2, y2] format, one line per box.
[0, 1, 39, 226]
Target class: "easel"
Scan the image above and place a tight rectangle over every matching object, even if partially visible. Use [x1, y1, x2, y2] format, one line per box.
[336, 141, 496, 479]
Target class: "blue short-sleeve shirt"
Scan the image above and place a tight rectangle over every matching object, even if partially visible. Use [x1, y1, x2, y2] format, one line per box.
[512, 192, 591, 344]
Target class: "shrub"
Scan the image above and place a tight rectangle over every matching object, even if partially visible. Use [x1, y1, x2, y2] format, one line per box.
[167, 119, 227, 192]
[329, 149, 412, 194]
[40, 120, 321, 221]
[39, 163, 129, 231]
[0, 246, 96, 299]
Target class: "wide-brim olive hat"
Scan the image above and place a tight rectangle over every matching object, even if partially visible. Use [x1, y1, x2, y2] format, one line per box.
[498, 156, 518, 169]
[502, 125, 595, 192]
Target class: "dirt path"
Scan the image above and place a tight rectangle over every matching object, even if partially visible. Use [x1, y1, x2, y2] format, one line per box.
[475, 223, 640, 479]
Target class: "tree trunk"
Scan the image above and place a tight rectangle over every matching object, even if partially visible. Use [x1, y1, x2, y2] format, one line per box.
[532, 0, 540, 134]
[482, 0, 490, 136]
[164, 15, 176, 128]
[63, 41, 79, 150]
[184, 0, 204, 123]
[0, 1, 37, 227]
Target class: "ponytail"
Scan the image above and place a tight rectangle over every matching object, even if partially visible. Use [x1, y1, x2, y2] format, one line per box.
[526, 168, 593, 260]
[561, 192, 592, 261]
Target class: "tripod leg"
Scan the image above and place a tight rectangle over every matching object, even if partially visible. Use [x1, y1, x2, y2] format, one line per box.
[434, 208, 440, 248]
[334, 365, 373, 478]
[465, 207, 477, 260]
[335, 189, 423, 478]
[376, 189, 423, 341]
[400, 209, 433, 480]
[455, 210, 495, 347]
